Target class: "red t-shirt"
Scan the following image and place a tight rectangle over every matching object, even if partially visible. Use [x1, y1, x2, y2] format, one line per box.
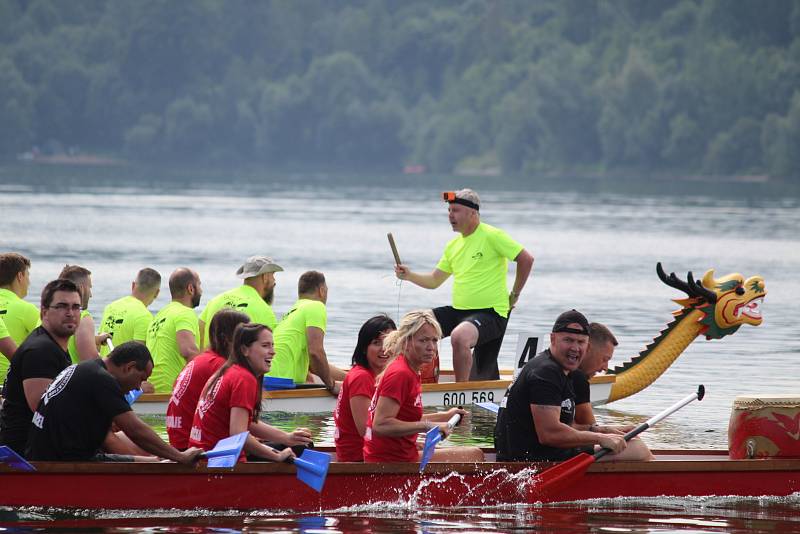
[363, 355, 423, 463]
[166, 350, 226, 449]
[334, 364, 377, 462]
[188, 364, 258, 461]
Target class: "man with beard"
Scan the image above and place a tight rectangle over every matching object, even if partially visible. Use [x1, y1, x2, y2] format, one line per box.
[58, 265, 111, 363]
[198, 256, 282, 349]
[146, 268, 202, 393]
[0, 279, 82, 456]
[494, 310, 652, 462]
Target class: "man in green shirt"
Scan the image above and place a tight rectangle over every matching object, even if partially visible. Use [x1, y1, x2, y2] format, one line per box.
[99, 268, 162, 356]
[146, 268, 202, 393]
[0, 253, 40, 380]
[198, 256, 282, 349]
[0, 317, 17, 362]
[395, 189, 534, 381]
[59, 265, 110, 364]
[267, 271, 345, 393]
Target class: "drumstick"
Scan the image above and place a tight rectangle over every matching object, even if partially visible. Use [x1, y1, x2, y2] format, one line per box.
[387, 233, 402, 265]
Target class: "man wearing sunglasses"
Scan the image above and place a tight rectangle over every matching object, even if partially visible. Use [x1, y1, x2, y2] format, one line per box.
[394, 189, 534, 382]
[0, 278, 82, 456]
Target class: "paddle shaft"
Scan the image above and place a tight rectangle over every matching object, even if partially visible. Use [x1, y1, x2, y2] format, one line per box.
[594, 384, 705, 461]
[387, 233, 402, 265]
[445, 412, 461, 431]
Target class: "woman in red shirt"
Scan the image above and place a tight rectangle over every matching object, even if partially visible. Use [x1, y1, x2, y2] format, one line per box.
[334, 314, 396, 461]
[167, 309, 249, 449]
[189, 323, 298, 462]
[363, 310, 484, 464]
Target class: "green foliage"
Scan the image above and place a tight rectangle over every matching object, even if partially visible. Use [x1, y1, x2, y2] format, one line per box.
[0, 0, 798, 181]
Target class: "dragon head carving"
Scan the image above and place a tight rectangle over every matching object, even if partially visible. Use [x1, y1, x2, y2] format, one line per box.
[657, 263, 766, 340]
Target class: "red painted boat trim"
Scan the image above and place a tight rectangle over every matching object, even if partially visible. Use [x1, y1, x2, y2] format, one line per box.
[1, 453, 799, 511]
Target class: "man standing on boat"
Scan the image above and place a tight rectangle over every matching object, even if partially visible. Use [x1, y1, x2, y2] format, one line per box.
[27, 341, 202, 463]
[394, 189, 534, 381]
[0, 279, 81, 456]
[267, 271, 346, 394]
[573, 322, 618, 426]
[0, 252, 40, 381]
[494, 310, 652, 462]
[98, 268, 162, 355]
[198, 256, 282, 349]
[146, 268, 202, 394]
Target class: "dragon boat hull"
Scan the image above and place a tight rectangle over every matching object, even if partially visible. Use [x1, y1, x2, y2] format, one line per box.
[1, 451, 798, 511]
[132, 374, 616, 415]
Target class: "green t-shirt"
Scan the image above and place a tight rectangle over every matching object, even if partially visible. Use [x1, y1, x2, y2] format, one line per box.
[68, 310, 93, 364]
[267, 299, 327, 383]
[0, 288, 41, 380]
[0, 316, 8, 339]
[436, 222, 524, 318]
[199, 284, 277, 349]
[98, 295, 153, 356]
[146, 301, 200, 393]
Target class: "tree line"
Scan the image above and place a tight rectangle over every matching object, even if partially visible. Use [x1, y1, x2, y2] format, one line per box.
[1, 0, 799, 182]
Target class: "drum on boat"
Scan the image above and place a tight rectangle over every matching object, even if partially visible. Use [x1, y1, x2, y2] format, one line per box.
[729, 395, 800, 459]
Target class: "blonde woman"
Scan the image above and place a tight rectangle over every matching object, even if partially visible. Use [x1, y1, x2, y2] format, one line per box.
[363, 310, 484, 463]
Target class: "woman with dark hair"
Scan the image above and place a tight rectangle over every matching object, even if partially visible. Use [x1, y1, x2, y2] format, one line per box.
[334, 314, 396, 461]
[166, 309, 250, 449]
[188, 323, 300, 462]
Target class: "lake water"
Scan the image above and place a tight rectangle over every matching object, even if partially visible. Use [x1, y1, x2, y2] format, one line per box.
[1, 164, 799, 532]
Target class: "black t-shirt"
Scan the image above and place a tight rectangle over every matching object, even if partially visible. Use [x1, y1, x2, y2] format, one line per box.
[572, 369, 591, 406]
[0, 326, 71, 456]
[494, 350, 577, 461]
[27, 359, 132, 461]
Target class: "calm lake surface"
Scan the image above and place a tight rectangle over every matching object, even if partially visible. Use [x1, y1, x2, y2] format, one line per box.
[1, 164, 799, 532]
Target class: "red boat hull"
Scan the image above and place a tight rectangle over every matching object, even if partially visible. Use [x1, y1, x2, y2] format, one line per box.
[1, 452, 798, 511]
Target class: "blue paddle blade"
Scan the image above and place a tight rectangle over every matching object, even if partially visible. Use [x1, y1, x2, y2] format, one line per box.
[0, 446, 36, 472]
[475, 401, 500, 414]
[419, 426, 442, 473]
[293, 449, 331, 492]
[263, 376, 296, 390]
[203, 431, 249, 468]
[124, 388, 143, 405]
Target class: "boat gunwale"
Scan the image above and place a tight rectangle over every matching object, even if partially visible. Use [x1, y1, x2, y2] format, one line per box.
[5, 452, 800, 476]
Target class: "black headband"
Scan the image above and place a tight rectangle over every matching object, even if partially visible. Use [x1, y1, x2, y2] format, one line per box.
[553, 325, 589, 336]
[448, 198, 480, 211]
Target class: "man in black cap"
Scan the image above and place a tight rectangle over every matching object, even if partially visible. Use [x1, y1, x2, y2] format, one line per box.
[494, 310, 653, 462]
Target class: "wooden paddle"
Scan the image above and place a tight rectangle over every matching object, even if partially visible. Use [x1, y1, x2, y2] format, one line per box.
[531, 385, 705, 500]
[419, 412, 462, 472]
[387, 233, 402, 265]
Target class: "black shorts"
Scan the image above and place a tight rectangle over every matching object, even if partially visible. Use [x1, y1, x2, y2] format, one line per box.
[432, 306, 508, 380]
[432, 306, 507, 345]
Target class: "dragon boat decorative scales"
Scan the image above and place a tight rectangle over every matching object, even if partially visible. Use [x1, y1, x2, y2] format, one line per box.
[603, 262, 766, 403]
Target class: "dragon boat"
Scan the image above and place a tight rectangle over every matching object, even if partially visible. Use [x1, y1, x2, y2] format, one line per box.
[132, 263, 766, 415]
[1, 449, 798, 511]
